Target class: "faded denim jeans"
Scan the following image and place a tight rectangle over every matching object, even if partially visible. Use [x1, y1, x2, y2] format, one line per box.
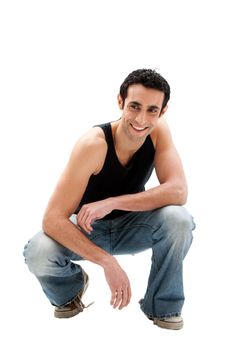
[23, 205, 195, 319]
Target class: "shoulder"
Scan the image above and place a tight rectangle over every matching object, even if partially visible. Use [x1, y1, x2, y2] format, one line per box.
[150, 117, 173, 150]
[74, 127, 107, 151]
[70, 127, 107, 175]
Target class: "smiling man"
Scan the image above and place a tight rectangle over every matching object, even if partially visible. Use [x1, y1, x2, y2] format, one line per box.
[23, 69, 195, 330]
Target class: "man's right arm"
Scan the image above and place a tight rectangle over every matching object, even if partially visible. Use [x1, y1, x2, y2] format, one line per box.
[42, 130, 109, 264]
[42, 129, 131, 309]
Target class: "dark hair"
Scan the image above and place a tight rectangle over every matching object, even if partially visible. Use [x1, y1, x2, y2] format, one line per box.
[119, 69, 170, 110]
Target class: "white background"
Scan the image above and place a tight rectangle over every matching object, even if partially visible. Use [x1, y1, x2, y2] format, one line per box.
[1, 0, 233, 349]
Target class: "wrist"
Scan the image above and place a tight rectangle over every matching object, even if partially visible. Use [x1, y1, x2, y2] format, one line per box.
[106, 197, 117, 211]
[99, 254, 117, 269]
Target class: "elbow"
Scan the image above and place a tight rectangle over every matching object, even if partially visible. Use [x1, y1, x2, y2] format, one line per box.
[42, 211, 69, 237]
[42, 214, 50, 234]
[175, 184, 188, 205]
[42, 213, 56, 236]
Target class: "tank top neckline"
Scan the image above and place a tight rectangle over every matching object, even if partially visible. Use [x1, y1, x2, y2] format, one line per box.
[105, 122, 142, 170]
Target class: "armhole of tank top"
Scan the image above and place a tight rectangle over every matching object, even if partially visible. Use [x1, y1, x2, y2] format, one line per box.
[149, 134, 156, 151]
[92, 123, 117, 161]
[101, 124, 110, 142]
[97, 123, 115, 152]
[92, 124, 109, 143]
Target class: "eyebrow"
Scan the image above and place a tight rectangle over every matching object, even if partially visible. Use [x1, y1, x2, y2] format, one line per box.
[129, 101, 160, 110]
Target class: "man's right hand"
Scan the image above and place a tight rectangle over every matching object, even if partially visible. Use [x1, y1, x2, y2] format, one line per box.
[103, 258, 132, 310]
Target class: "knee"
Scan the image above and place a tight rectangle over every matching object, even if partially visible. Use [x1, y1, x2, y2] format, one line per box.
[158, 205, 195, 248]
[161, 205, 195, 232]
[23, 231, 60, 276]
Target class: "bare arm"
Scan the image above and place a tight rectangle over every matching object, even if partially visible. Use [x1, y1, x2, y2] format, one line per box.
[42, 129, 131, 309]
[77, 119, 187, 231]
[42, 132, 108, 264]
[113, 118, 187, 210]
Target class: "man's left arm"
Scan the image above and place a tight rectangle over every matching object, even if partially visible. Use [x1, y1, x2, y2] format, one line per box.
[77, 119, 187, 232]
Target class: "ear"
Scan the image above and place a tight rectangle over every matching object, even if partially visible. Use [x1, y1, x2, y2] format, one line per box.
[159, 105, 168, 117]
[117, 94, 124, 110]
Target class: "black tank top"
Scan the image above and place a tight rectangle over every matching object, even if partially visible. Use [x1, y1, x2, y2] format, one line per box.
[75, 122, 155, 220]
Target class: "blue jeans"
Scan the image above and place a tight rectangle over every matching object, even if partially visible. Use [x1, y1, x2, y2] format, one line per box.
[23, 205, 195, 319]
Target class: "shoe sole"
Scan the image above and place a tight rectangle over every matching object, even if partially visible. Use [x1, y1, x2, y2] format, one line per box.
[54, 272, 89, 319]
[153, 319, 183, 330]
[54, 307, 84, 319]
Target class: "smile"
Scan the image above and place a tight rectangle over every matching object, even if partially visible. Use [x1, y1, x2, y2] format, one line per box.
[130, 124, 148, 132]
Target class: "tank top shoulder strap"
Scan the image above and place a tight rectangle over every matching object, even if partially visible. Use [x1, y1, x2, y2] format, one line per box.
[94, 122, 115, 151]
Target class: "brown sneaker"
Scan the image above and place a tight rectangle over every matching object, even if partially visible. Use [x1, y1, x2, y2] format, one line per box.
[153, 316, 183, 330]
[54, 270, 90, 319]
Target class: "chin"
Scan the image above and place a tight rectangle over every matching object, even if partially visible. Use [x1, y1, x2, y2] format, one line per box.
[127, 129, 150, 143]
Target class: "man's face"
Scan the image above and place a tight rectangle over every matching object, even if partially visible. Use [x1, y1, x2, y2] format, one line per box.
[118, 84, 167, 142]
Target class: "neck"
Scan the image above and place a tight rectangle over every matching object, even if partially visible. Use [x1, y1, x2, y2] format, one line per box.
[111, 119, 145, 155]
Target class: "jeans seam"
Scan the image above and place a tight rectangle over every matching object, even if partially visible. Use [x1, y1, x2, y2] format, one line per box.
[122, 223, 158, 231]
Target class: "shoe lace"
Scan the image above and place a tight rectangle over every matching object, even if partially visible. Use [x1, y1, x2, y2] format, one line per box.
[73, 296, 94, 312]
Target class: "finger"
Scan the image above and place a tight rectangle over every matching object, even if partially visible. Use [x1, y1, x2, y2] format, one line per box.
[112, 290, 123, 309]
[77, 210, 93, 234]
[110, 289, 116, 306]
[119, 281, 132, 309]
[76, 212, 85, 230]
[125, 286, 131, 307]
[83, 217, 93, 233]
[76, 208, 84, 222]
[118, 289, 128, 310]
[127, 284, 132, 305]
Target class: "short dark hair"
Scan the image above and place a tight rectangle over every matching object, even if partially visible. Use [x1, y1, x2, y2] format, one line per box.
[119, 68, 170, 110]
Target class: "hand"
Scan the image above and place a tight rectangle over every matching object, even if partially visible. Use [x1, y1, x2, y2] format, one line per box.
[76, 198, 114, 233]
[103, 259, 132, 310]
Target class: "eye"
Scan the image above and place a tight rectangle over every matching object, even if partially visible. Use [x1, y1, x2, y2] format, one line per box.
[130, 104, 140, 111]
[148, 108, 159, 114]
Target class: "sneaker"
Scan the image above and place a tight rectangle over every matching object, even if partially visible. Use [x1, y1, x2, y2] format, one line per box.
[153, 316, 183, 330]
[54, 270, 90, 319]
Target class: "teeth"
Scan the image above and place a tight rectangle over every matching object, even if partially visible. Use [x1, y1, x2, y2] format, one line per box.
[132, 125, 146, 131]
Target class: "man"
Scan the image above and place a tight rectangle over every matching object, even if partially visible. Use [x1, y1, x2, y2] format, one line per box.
[23, 69, 195, 330]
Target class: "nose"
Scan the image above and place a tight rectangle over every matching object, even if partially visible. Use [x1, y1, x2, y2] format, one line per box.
[135, 110, 147, 125]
